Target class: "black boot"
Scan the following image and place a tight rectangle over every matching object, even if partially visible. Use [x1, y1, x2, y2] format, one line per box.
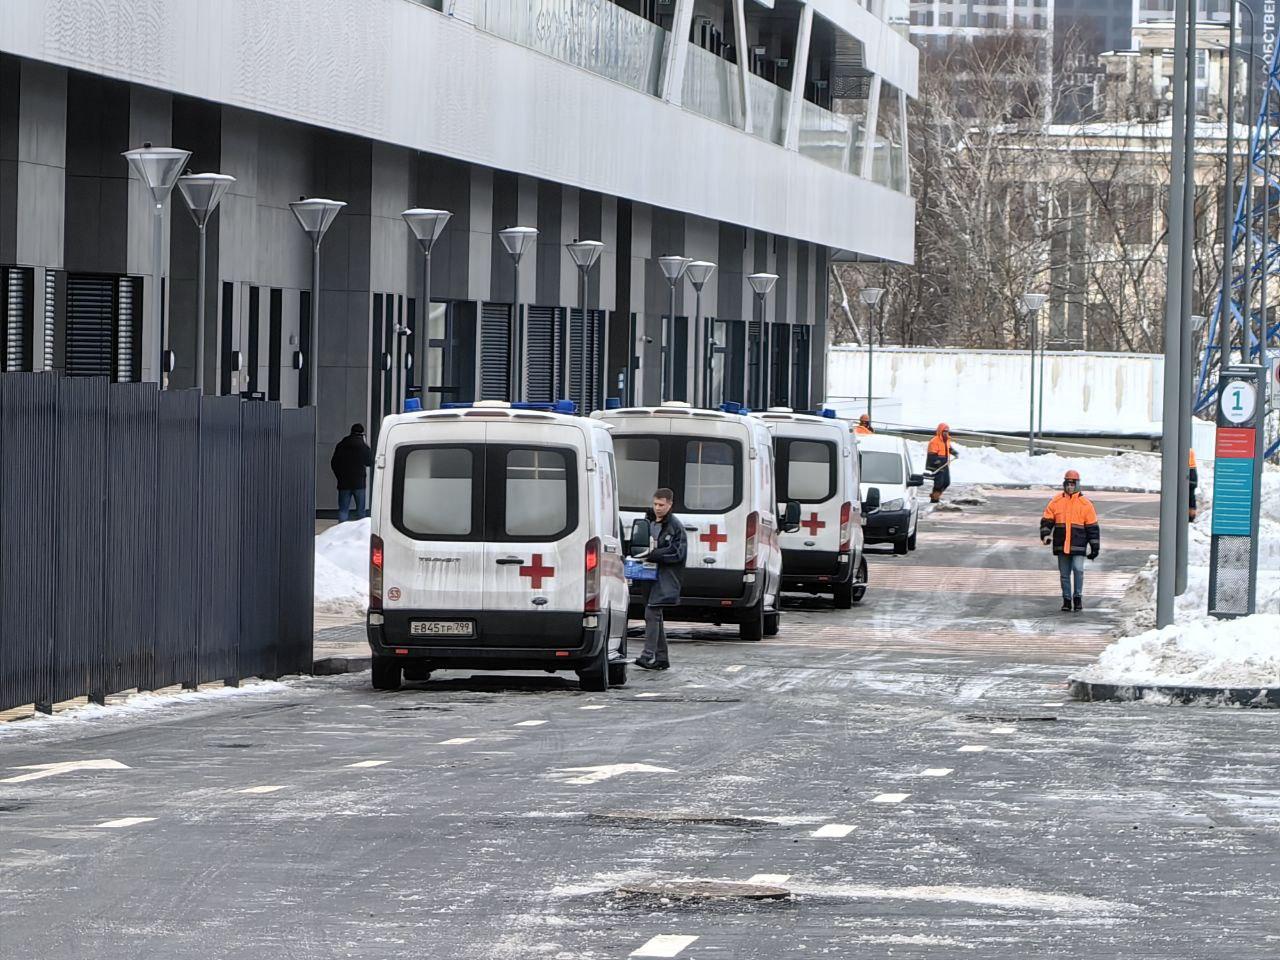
[1061, 598, 1072, 612]
[1073, 596, 1083, 612]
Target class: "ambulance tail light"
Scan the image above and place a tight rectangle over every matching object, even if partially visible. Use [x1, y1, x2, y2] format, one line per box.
[744, 511, 760, 571]
[839, 502, 853, 553]
[369, 534, 384, 612]
[584, 537, 602, 613]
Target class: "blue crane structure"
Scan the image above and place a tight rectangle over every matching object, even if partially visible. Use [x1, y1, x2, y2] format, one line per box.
[1195, 36, 1280, 458]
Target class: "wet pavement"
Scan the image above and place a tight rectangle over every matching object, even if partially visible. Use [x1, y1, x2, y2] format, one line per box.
[2, 487, 1278, 959]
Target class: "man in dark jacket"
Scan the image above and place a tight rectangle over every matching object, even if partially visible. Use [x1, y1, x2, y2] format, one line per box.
[331, 424, 374, 522]
[636, 488, 687, 671]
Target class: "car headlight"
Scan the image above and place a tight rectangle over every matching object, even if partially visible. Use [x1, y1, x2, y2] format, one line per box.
[881, 498, 905, 512]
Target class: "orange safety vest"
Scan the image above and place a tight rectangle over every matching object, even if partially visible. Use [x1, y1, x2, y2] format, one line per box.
[927, 433, 951, 459]
[855, 425, 874, 436]
[1040, 492, 1100, 556]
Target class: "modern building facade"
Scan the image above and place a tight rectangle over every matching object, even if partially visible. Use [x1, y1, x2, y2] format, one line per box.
[0, 0, 917, 508]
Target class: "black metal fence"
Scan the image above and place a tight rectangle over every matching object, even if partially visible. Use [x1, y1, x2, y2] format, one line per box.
[0, 372, 315, 713]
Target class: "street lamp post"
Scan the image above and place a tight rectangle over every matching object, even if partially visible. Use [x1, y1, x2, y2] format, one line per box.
[659, 256, 692, 402]
[749, 273, 780, 408]
[1218, 0, 1241, 372]
[686, 260, 717, 408]
[859, 287, 884, 420]
[1019, 293, 1049, 455]
[499, 227, 539, 402]
[567, 240, 606, 410]
[177, 172, 235, 394]
[402, 208, 452, 412]
[289, 197, 346, 408]
[123, 143, 191, 387]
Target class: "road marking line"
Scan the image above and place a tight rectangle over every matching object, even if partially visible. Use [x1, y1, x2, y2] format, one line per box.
[872, 793, 910, 804]
[748, 873, 791, 885]
[957, 745, 989, 753]
[346, 760, 390, 768]
[557, 763, 676, 785]
[94, 817, 155, 829]
[921, 768, 953, 777]
[634, 693, 662, 698]
[631, 935, 699, 957]
[579, 705, 607, 711]
[991, 726, 1017, 734]
[439, 738, 477, 745]
[683, 684, 707, 689]
[811, 823, 854, 838]
[726, 664, 745, 673]
[2, 759, 129, 783]
[514, 720, 548, 727]
[239, 785, 286, 794]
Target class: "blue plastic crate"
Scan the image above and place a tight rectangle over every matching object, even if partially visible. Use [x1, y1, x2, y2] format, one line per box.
[624, 558, 658, 582]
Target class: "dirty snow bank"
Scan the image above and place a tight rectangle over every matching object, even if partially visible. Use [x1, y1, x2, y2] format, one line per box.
[315, 518, 369, 618]
[905, 441, 1161, 491]
[1073, 616, 1280, 689]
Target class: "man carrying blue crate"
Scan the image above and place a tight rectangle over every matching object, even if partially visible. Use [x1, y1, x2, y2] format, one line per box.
[635, 488, 687, 671]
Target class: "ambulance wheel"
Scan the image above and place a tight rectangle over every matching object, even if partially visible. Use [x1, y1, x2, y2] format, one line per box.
[578, 646, 610, 692]
[371, 658, 402, 692]
[608, 661, 629, 687]
[893, 536, 909, 555]
[850, 556, 868, 604]
[908, 530, 918, 551]
[763, 610, 780, 637]
[739, 601, 765, 642]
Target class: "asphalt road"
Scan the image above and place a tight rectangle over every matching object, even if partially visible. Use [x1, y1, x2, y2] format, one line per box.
[2, 487, 1278, 959]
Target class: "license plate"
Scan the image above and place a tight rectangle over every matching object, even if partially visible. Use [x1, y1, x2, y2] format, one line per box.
[409, 620, 474, 638]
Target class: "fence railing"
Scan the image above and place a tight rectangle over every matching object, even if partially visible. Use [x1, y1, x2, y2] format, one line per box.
[0, 373, 315, 713]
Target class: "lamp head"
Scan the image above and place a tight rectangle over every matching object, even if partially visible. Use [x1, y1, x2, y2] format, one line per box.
[498, 226, 539, 263]
[686, 260, 717, 291]
[659, 255, 693, 283]
[177, 173, 236, 229]
[1020, 292, 1049, 314]
[402, 208, 453, 255]
[859, 287, 884, 307]
[123, 145, 192, 204]
[289, 198, 346, 243]
[566, 239, 606, 271]
[748, 272, 779, 297]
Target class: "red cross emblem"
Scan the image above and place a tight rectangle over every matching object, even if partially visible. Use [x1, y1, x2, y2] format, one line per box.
[699, 524, 729, 552]
[800, 512, 826, 536]
[518, 554, 556, 589]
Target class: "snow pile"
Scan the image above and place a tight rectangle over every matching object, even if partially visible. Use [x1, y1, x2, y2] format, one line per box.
[315, 518, 370, 618]
[905, 440, 1162, 491]
[1073, 616, 1280, 689]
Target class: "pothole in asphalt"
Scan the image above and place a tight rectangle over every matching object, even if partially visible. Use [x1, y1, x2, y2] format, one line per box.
[590, 810, 773, 828]
[616, 880, 791, 901]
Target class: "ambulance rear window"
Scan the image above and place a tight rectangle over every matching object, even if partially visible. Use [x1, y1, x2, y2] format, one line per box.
[775, 438, 836, 503]
[613, 434, 742, 513]
[684, 440, 735, 511]
[504, 448, 569, 538]
[400, 447, 474, 536]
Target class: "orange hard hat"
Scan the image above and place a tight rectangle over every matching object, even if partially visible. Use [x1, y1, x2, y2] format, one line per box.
[1064, 470, 1081, 482]
[938, 422, 950, 433]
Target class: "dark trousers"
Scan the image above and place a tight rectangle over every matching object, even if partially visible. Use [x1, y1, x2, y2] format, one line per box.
[642, 605, 668, 663]
[338, 487, 367, 522]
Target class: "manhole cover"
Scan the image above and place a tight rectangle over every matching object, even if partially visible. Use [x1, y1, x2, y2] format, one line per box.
[617, 880, 790, 901]
[591, 810, 768, 828]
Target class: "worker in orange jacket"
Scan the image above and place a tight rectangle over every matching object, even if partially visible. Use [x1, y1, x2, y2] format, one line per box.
[1040, 469, 1101, 612]
[1188, 449, 1198, 522]
[925, 423, 958, 503]
[855, 414, 874, 436]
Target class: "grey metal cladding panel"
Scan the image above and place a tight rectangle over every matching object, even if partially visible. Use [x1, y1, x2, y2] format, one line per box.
[52, 374, 107, 703]
[198, 395, 241, 683]
[0, 372, 58, 710]
[238, 400, 281, 680]
[104, 380, 157, 697]
[536, 180, 562, 308]
[153, 388, 200, 689]
[278, 406, 315, 677]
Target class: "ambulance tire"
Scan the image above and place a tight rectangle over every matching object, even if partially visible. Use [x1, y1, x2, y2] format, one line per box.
[608, 661, 629, 687]
[850, 556, 868, 604]
[763, 610, 780, 637]
[739, 601, 765, 642]
[893, 536, 909, 555]
[371, 657, 402, 692]
[578, 644, 610, 692]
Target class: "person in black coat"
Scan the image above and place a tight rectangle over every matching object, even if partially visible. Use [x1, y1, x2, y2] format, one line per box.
[635, 488, 687, 671]
[331, 424, 374, 522]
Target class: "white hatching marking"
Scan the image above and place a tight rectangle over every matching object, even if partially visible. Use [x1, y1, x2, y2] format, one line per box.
[957, 745, 989, 753]
[634, 693, 662, 698]
[921, 768, 953, 777]
[991, 726, 1017, 734]
[631, 935, 699, 957]
[239, 785, 286, 794]
[554, 763, 676, 786]
[346, 760, 390, 768]
[2, 759, 129, 783]
[872, 793, 910, 804]
[439, 738, 477, 745]
[726, 665, 745, 673]
[579, 705, 607, 710]
[811, 823, 854, 838]
[94, 817, 155, 829]
[748, 873, 791, 885]
[514, 720, 548, 727]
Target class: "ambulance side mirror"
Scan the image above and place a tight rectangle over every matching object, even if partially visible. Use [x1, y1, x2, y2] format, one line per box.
[629, 518, 652, 557]
[863, 487, 882, 513]
[780, 500, 802, 533]
[907, 474, 925, 488]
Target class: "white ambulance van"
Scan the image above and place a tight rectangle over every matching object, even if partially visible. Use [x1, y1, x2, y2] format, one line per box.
[366, 401, 630, 692]
[594, 402, 799, 641]
[752, 408, 870, 608]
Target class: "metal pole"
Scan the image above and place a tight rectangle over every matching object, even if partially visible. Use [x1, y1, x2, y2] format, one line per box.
[866, 303, 874, 420]
[1218, 0, 1240, 372]
[1177, 9, 1199, 596]
[153, 202, 165, 387]
[195, 223, 207, 393]
[1242, 25, 1257, 350]
[666, 282, 677, 402]
[1038, 313, 1047, 438]
[579, 266, 589, 409]
[513, 260, 522, 401]
[1158, 0, 1191, 629]
[761, 293, 771, 407]
[309, 238, 321, 408]
[421, 251, 432, 404]
[694, 287, 704, 408]
[1027, 308, 1037, 456]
